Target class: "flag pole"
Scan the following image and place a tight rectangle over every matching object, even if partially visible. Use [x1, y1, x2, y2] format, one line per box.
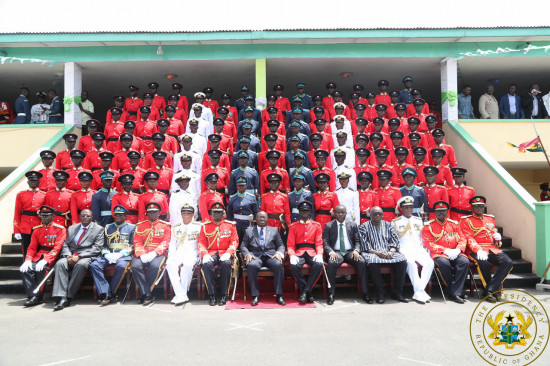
[531, 118, 550, 169]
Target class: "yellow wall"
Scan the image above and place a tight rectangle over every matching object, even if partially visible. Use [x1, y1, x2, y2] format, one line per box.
[0, 126, 66, 168]
[507, 169, 549, 200]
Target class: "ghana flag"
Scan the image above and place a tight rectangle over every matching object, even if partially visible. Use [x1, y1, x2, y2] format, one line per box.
[507, 137, 543, 153]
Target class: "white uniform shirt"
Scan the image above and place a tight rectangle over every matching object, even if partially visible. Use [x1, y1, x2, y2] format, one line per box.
[392, 215, 426, 257]
[185, 117, 211, 138]
[169, 189, 199, 224]
[168, 221, 201, 262]
[331, 146, 356, 169]
[31, 103, 49, 123]
[333, 164, 357, 190]
[335, 187, 360, 226]
[173, 148, 202, 174]
[189, 103, 213, 124]
[171, 169, 201, 197]
[181, 132, 207, 157]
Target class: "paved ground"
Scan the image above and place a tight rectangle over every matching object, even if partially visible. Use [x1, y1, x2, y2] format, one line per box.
[1, 288, 550, 366]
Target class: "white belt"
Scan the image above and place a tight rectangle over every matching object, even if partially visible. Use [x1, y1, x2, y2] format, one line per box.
[233, 214, 250, 220]
[100, 211, 112, 216]
[50, 113, 61, 117]
[17, 113, 26, 116]
[292, 208, 299, 214]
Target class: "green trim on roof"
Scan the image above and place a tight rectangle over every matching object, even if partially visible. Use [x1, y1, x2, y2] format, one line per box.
[1, 28, 550, 43]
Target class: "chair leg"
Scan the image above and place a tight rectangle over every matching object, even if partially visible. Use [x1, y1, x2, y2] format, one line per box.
[469, 267, 481, 299]
[163, 276, 168, 300]
[242, 272, 247, 302]
[322, 274, 327, 299]
[433, 269, 446, 304]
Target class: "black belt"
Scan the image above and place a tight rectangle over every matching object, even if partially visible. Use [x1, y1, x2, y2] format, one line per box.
[381, 207, 394, 213]
[160, 214, 167, 220]
[131, 189, 142, 194]
[296, 243, 315, 250]
[360, 213, 370, 219]
[22, 210, 38, 216]
[215, 188, 225, 194]
[107, 137, 118, 142]
[127, 210, 138, 216]
[158, 189, 169, 195]
[168, 134, 178, 139]
[451, 207, 471, 215]
[128, 112, 137, 116]
[37, 245, 53, 252]
[141, 136, 152, 140]
[53, 210, 68, 217]
[267, 214, 280, 221]
[436, 183, 445, 186]
[316, 210, 331, 215]
[91, 167, 101, 171]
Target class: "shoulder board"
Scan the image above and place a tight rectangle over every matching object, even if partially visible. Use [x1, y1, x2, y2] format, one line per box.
[484, 214, 495, 218]
[348, 188, 356, 192]
[136, 220, 148, 225]
[426, 219, 435, 224]
[224, 219, 236, 224]
[391, 217, 400, 222]
[32, 224, 43, 230]
[461, 215, 472, 219]
[231, 168, 240, 172]
[52, 223, 65, 229]
[447, 219, 458, 224]
[229, 193, 238, 198]
[201, 220, 212, 226]
[159, 220, 170, 225]
[245, 192, 255, 197]
[172, 223, 182, 227]
[335, 187, 342, 191]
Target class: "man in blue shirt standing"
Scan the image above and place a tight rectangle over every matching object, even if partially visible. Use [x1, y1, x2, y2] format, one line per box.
[48, 89, 64, 124]
[457, 85, 476, 119]
[398, 76, 414, 105]
[14, 87, 31, 124]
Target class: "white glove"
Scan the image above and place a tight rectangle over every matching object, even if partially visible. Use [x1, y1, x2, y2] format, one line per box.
[443, 248, 453, 258]
[444, 248, 459, 260]
[35, 259, 48, 272]
[477, 250, 488, 261]
[140, 252, 155, 264]
[104, 253, 114, 263]
[313, 254, 323, 263]
[202, 254, 213, 264]
[14, 233, 22, 241]
[220, 253, 231, 262]
[493, 233, 502, 242]
[19, 260, 32, 273]
[290, 255, 299, 265]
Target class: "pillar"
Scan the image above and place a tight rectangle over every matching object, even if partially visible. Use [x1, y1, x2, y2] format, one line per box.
[440, 57, 458, 122]
[535, 202, 550, 280]
[64, 62, 82, 128]
[255, 58, 267, 110]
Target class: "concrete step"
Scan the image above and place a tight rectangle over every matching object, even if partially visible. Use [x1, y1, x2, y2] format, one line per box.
[0, 254, 23, 266]
[500, 236, 512, 248]
[501, 246, 522, 260]
[511, 259, 532, 274]
[503, 273, 540, 288]
[496, 226, 503, 235]
[0, 279, 24, 294]
[0, 266, 21, 280]
[1, 243, 22, 255]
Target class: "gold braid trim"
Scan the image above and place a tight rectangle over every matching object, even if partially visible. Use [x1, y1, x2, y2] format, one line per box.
[394, 222, 411, 239]
[135, 225, 154, 248]
[201, 224, 220, 250]
[467, 218, 493, 237]
[428, 224, 446, 243]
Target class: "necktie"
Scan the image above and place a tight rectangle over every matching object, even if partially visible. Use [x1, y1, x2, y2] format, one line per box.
[259, 228, 265, 251]
[74, 227, 87, 255]
[339, 223, 346, 256]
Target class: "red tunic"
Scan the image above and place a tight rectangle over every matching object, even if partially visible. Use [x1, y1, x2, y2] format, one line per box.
[201, 150, 231, 171]
[134, 219, 170, 257]
[258, 150, 286, 173]
[422, 219, 467, 259]
[198, 190, 224, 222]
[200, 166, 230, 193]
[111, 191, 140, 224]
[275, 97, 291, 114]
[358, 188, 379, 225]
[124, 97, 144, 120]
[374, 185, 401, 222]
[37, 166, 56, 192]
[143, 150, 174, 170]
[287, 219, 323, 257]
[424, 184, 450, 220]
[374, 93, 391, 107]
[44, 188, 73, 227]
[106, 110, 129, 125]
[447, 184, 476, 221]
[151, 95, 166, 114]
[69, 189, 95, 225]
[260, 191, 291, 229]
[13, 189, 46, 235]
[177, 96, 189, 116]
[137, 190, 169, 222]
[150, 166, 174, 194]
[197, 220, 239, 259]
[259, 167, 291, 194]
[434, 163, 454, 186]
[308, 150, 333, 171]
[260, 134, 286, 152]
[312, 167, 336, 192]
[55, 150, 74, 170]
[460, 214, 502, 255]
[203, 99, 219, 116]
[120, 167, 146, 193]
[82, 148, 109, 171]
[78, 136, 106, 154]
[104, 122, 125, 152]
[25, 222, 66, 265]
[91, 169, 119, 191]
[66, 167, 89, 191]
[111, 149, 140, 172]
[313, 190, 339, 231]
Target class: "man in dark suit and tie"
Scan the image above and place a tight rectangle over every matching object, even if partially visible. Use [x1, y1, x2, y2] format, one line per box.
[241, 211, 286, 306]
[52, 209, 104, 310]
[323, 205, 371, 305]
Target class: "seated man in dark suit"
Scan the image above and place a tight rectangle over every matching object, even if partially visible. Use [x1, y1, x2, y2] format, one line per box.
[241, 211, 286, 306]
[323, 205, 371, 305]
[52, 209, 104, 310]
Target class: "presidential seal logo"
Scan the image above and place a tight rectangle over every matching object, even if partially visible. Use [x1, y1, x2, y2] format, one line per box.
[470, 289, 549, 365]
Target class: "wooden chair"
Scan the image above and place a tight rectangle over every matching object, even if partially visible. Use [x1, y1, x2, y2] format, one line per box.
[468, 260, 501, 299]
[293, 263, 327, 299]
[133, 264, 169, 300]
[330, 263, 362, 298]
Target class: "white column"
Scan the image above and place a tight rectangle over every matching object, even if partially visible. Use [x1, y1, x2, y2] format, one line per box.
[440, 57, 458, 122]
[64, 62, 82, 127]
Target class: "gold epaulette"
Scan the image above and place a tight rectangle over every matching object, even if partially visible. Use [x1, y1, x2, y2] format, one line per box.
[159, 220, 170, 225]
[447, 219, 459, 224]
[52, 223, 66, 229]
[172, 223, 182, 227]
[224, 219, 236, 224]
[136, 220, 148, 225]
[391, 217, 401, 222]
[461, 215, 472, 219]
[484, 214, 495, 218]
[426, 219, 435, 224]
[32, 224, 43, 230]
[201, 220, 212, 225]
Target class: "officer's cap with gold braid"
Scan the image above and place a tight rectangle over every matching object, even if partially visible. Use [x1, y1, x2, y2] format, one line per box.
[175, 174, 190, 182]
[210, 202, 225, 212]
[469, 196, 486, 206]
[113, 205, 128, 214]
[181, 203, 195, 213]
[433, 201, 450, 210]
[236, 176, 248, 185]
[146, 202, 161, 212]
[397, 196, 414, 207]
[179, 153, 192, 161]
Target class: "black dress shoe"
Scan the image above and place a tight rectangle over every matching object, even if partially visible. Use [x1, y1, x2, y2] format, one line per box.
[276, 295, 286, 306]
[298, 291, 307, 304]
[142, 293, 154, 306]
[209, 295, 217, 306]
[251, 296, 259, 306]
[362, 294, 373, 304]
[307, 292, 315, 303]
[218, 295, 227, 306]
[24, 296, 42, 307]
[53, 298, 69, 311]
[100, 293, 112, 306]
[450, 295, 465, 304]
[483, 294, 497, 303]
[391, 294, 409, 303]
[376, 297, 385, 304]
[327, 293, 335, 305]
[97, 293, 105, 304]
[137, 294, 145, 304]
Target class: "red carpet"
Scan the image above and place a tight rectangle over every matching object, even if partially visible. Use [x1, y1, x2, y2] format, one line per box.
[225, 295, 316, 310]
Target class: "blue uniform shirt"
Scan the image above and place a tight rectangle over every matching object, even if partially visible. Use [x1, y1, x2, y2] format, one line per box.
[14, 95, 31, 124]
[226, 192, 259, 222]
[231, 149, 259, 171]
[102, 222, 135, 256]
[293, 94, 314, 111]
[285, 149, 311, 170]
[237, 119, 262, 139]
[400, 185, 429, 217]
[234, 98, 246, 113]
[288, 166, 317, 193]
[228, 167, 260, 195]
[286, 134, 310, 152]
[288, 188, 315, 223]
[91, 188, 116, 227]
[238, 108, 262, 123]
[49, 96, 63, 123]
[286, 121, 311, 139]
[398, 89, 413, 105]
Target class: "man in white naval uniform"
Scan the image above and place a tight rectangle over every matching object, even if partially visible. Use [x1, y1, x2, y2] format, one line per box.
[166, 204, 201, 305]
[330, 132, 355, 169]
[171, 155, 201, 197]
[173, 138, 202, 174]
[392, 196, 434, 304]
[335, 172, 360, 226]
[332, 148, 357, 191]
[169, 174, 199, 223]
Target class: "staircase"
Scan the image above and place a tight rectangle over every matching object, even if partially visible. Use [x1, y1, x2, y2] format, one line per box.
[0, 226, 541, 294]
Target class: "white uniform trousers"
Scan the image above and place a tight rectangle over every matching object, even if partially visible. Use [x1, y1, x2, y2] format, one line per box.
[166, 250, 199, 298]
[402, 248, 434, 293]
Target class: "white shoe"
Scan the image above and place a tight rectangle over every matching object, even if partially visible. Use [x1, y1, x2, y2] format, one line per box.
[171, 296, 179, 304]
[412, 292, 426, 304]
[421, 291, 431, 303]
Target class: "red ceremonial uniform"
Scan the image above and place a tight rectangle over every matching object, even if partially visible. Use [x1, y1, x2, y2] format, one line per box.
[371, 164, 398, 189]
[260, 191, 291, 229]
[322, 96, 334, 110]
[410, 113, 428, 132]
[44, 188, 73, 227]
[160, 135, 179, 155]
[424, 184, 450, 220]
[0, 101, 14, 123]
[66, 167, 89, 191]
[407, 103, 429, 118]
[412, 162, 428, 186]
[313, 190, 339, 231]
[69, 189, 95, 224]
[120, 167, 146, 193]
[150, 166, 173, 194]
[447, 184, 476, 221]
[104, 122, 125, 152]
[135, 119, 157, 138]
[422, 218, 467, 259]
[260, 133, 286, 152]
[25, 222, 66, 265]
[111, 149, 139, 172]
[262, 109, 285, 124]
[374, 185, 401, 222]
[137, 108, 160, 122]
[374, 93, 391, 107]
[387, 148, 414, 167]
[106, 110, 129, 124]
[55, 150, 74, 170]
[38, 166, 56, 192]
[312, 167, 336, 192]
[198, 190, 224, 222]
[13, 189, 46, 235]
[259, 167, 290, 194]
[137, 190, 169, 222]
[392, 162, 415, 187]
[364, 104, 377, 121]
[218, 105, 239, 125]
[308, 150, 333, 170]
[124, 97, 144, 121]
[82, 148, 109, 171]
[151, 95, 166, 114]
[203, 99, 219, 116]
[134, 219, 171, 257]
[275, 97, 291, 114]
[207, 134, 234, 156]
[166, 118, 185, 138]
[434, 163, 453, 186]
[197, 220, 239, 259]
[177, 96, 189, 116]
[78, 135, 106, 153]
[258, 150, 286, 173]
[111, 191, 140, 224]
[460, 214, 502, 256]
[143, 150, 174, 170]
[287, 219, 323, 257]
[358, 188, 379, 224]
[200, 166, 230, 193]
[201, 150, 230, 171]
[221, 120, 239, 142]
[429, 144, 457, 168]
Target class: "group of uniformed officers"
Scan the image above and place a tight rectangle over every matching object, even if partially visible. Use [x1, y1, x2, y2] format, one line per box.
[13, 79, 514, 307]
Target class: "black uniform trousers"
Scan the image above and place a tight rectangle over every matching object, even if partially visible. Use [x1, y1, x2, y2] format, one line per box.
[21, 262, 49, 298]
[131, 254, 166, 296]
[235, 219, 250, 243]
[327, 251, 369, 295]
[434, 255, 469, 297]
[470, 251, 513, 293]
[201, 252, 232, 296]
[290, 252, 323, 293]
[246, 255, 284, 297]
[21, 233, 32, 257]
[369, 260, 407, 298]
